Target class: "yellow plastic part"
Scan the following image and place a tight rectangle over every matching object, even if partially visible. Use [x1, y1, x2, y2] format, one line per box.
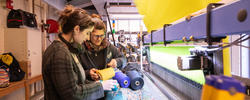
[201, 84, 215, 100]
[222, 36, 231, 77]
[96, 67, 115, 80]
[211, 89, 245, 100]
[134, 0, 221, 32]
[201, 84, 245, 100]
[0, 54, 13, 66]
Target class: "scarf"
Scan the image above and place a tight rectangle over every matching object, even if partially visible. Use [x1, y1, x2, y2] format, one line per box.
[85, 38, 110, 52]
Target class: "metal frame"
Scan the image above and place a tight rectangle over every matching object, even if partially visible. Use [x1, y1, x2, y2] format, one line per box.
[206, 3, 224, 46]
[143, 0, 250, 44]
[163, 24, 172, 46]
[104, 2, 116, 46]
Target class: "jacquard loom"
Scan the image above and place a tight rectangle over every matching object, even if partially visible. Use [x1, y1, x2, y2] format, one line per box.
[140, 0, 250, 99]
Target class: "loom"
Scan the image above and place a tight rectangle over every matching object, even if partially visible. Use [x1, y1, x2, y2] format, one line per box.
[141, 0, 250, 99]
[101, 0, 250, 99]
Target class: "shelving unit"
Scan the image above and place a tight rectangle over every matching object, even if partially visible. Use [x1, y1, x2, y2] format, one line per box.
[0, 61, 43, 100]
[0, 80, 26, 97]
[1, 27, 43, 100]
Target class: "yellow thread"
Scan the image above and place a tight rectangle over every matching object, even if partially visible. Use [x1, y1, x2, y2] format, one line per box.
[96, 67, 115, 80]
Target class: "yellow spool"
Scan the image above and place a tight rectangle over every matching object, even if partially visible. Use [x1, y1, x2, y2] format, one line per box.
[96, 67, 115, 80]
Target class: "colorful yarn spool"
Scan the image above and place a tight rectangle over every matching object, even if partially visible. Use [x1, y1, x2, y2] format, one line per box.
[113, 71, 130, 88]
[96, 67, 115, 80]
[126, 70, 144, 90]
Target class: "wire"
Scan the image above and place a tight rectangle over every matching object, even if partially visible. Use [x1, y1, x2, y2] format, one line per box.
[233, 44, 250, 49]
[222, 42, 250, 49]
[219, 35, 250, 50]
[196, 35, 250, 54]
[220, 35, 247, 49]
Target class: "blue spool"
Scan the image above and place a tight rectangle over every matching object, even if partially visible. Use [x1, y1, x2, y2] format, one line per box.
[113, 71, 130, 88]
[126, 70, 144, 90]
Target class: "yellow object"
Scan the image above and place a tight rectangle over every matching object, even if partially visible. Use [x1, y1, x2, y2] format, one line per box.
[96, 67, 115, 80]
[0, 54, 13, 66]
[201, 75, 245, 100]
[201, 84, 215, 100]
[222, 36, 231, 76]
[134, 0, 221, 32]
[202, 85, 245, 100]
[212, 88, 245, 100]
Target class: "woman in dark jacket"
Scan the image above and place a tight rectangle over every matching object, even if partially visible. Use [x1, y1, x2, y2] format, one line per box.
[42, 6, 117, 100]
[80, 14, 126, 81]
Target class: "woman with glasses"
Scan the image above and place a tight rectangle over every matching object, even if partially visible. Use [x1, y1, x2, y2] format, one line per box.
[42, 6, 117, 100]
[79, 14, 126, 81]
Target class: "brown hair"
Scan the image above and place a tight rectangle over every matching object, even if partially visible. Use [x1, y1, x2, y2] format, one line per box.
[58, 5, 94, 34]
[91, 14, 106, 32]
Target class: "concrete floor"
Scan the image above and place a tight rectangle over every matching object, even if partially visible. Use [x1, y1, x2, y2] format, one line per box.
[118, 73, 169, 100]
[34, 73, 170, 100]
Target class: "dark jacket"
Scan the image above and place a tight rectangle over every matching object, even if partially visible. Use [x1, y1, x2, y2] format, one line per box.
[42, 40, 104, 100]
[79, 42, 126, 80]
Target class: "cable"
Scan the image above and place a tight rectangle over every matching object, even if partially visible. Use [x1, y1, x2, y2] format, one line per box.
[219, 35, 250, 50]
[220, 35, 247, 49]
[221, 43, 250, 49]
[192, 35, 250, 55]
[225, 36, 249, 48]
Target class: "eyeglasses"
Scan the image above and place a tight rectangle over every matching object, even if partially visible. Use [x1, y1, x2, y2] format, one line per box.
[92, 34, 105, 38]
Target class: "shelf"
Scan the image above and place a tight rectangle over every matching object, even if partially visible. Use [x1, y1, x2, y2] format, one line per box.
[28, 75, 43, 85]
[0, 75, 43, 99]
[0, 80, 26, 98]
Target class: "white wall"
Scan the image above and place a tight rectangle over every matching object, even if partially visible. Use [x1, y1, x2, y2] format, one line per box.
[240, 35, 250, 78]
[230, 35, 241, 76]
[0, 0, 9, 54]
[0, 0, 32, 54]
[0, 0, 47, 99]
[107, 19, 147, 32]
[230, 35, 250, 78]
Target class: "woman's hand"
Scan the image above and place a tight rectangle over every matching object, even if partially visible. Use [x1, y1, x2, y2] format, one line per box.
[90, 68, 99, 80]
[107, 59, 117, 68]
[100, 80, 118, 91]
